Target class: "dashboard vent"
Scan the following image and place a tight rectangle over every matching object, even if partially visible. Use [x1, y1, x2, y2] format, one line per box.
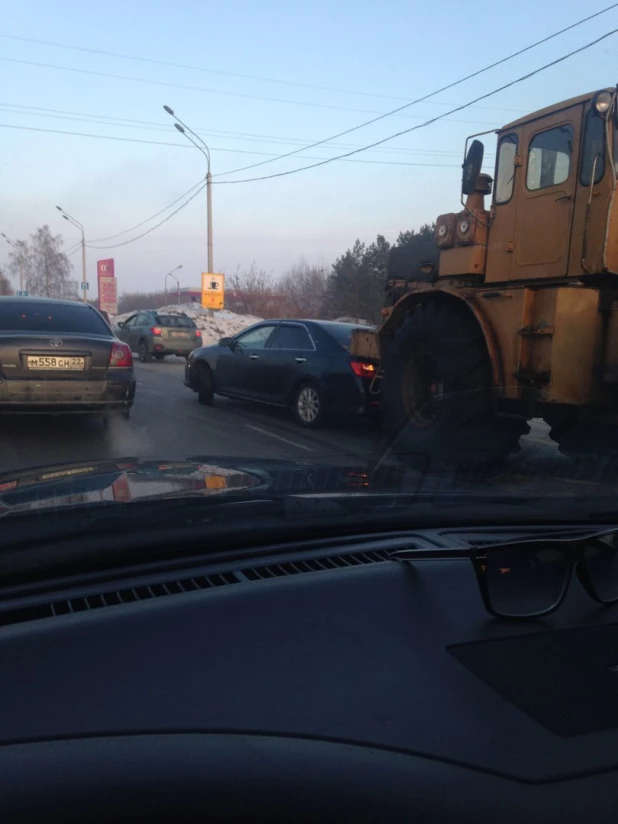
[0, 548, 392, 628]
[242, 548, 390, 581]
[0, 572, 239, 628]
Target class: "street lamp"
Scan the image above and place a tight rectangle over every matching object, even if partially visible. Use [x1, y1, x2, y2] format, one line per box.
[163, 105, 213, 278]
[1, 233, 24, 293]
[164, 264, 183, 305]
[56, 206, 87, 301]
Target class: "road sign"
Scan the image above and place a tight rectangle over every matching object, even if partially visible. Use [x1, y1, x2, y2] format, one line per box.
[97, 259, 117, 314]
[16, 290, 28, 297]
[80, 282, 89, 291]
[201, 273, 224, 310]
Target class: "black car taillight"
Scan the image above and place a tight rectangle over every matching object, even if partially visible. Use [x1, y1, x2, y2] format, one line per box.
[350, 360, 376, 378]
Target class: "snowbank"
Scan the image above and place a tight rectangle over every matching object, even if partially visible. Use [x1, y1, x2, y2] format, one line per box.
[111, 303, 263, 346]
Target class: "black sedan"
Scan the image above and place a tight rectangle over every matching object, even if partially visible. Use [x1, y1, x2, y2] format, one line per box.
[185, 319, 379, 427]
[0, 297, 135, 419]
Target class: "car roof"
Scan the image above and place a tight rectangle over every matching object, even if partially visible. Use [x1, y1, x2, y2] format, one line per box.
[0, 296, 95, 308]
[261, 318, 375, 330]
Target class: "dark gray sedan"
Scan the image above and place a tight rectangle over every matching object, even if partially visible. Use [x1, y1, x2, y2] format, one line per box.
[0, 297, 135, 419]
[185, 319, 379, 428]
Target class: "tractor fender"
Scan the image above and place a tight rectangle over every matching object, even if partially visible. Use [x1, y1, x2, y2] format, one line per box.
[379, 288, 504, 389]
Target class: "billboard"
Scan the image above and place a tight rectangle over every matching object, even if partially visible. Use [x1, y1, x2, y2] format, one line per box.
[97, 259, 118, 315]
[201, 272, 224, 310]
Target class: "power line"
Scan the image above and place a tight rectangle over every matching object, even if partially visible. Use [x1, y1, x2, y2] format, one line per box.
[0, 123, 464, 168]
[0, 30, 533, 111]
[214, 4, 618, 178]
[86, 183, 207, 250]
[88, 178, 205, 242]
[214, 28, 618, 185]
[0, 102, 498, 154]
[0, 55, 502, 121]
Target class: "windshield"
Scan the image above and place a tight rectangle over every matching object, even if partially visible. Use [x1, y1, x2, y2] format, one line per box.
[155, 315, 196, 328]
[0, 7, 617, 562]
[0, 302, 111, 334]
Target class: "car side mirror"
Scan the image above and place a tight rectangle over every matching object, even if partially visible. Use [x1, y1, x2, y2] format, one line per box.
[462, 139, 485, 196]
[220, 336, 233, 347]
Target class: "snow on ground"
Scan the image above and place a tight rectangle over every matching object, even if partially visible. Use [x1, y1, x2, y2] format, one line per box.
[111, 303, 263, 346]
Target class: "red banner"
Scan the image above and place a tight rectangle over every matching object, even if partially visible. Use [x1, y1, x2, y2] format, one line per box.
[97, 259, 117, 315]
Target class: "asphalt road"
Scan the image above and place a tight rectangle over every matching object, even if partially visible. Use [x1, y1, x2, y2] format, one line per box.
[0, 356, 574, 478]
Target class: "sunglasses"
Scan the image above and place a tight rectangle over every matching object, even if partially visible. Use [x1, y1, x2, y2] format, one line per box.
[391, 533, 618, 619]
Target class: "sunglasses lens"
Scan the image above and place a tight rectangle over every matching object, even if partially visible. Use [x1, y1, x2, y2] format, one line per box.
[583, 541, 618, 603]
[483, 546, 570, 617]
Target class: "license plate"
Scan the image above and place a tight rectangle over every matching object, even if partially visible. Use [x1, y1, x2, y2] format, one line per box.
[171, 332, 190, 338]
[27, 356, 85, 370]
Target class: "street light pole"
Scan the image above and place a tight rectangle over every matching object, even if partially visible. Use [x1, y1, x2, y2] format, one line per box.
[1, 233, 24, 292]
[163, 106, 214, 310]
[165, 264, 183, 305]
[56, 206, 87, 301]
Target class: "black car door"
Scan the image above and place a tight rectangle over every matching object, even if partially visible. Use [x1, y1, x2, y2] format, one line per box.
[215, 323, 278, 398]
[257, 324, 317, 404]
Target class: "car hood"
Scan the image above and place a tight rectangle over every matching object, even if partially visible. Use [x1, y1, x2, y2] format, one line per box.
[0, 452, 617, 522]
[0, 456, 406, 516]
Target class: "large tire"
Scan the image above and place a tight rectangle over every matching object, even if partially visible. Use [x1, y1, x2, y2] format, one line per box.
[381, 301, 528, 466]
[138, 340, 152, 363]
[550, 419, 618, 459]
[197, 364, 215, 406]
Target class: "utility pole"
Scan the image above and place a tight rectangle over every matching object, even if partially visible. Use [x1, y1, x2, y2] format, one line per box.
[165, 265, 183, 306]
[2, 233, 24, 292]
[207, 170, 213, 274]
[163, 105, 214, 316]
[56, 206, 87, 301]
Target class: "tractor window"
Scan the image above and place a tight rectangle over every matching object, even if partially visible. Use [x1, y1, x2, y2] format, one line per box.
[526, 124, 573, 190]
[495, 133, 518, 204]
[580, 110, 606, 186]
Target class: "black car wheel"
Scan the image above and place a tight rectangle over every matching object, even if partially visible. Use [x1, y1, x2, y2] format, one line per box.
[154, 352, 165, 361]
[292, 382, 324, 428]
[138, 340, 152, 363]
[197, 364, 215, 406]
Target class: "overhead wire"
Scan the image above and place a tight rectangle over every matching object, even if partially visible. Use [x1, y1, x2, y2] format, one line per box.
[0, 123, 466, 168]
[214, 28, 618, 185]
[86, 183, 207, 250]
[0, 102, 502, 150]
[0, 56, 493, 121]
[0, 30, 548, 110]
[3, 1, 617, 129]
[214, 4, 618, 178]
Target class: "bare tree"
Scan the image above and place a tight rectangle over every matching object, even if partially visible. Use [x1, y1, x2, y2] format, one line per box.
[7, 226, 72, 298]
[279, 259, 328, 318]
[5, 239, 31, 293]
[0, 267, 13, 296]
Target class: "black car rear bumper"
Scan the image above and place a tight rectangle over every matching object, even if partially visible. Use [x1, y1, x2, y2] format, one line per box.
[0, 373, 136, 414]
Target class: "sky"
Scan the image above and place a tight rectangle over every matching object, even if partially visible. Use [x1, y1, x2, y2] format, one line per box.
[1, 0, 617, 297]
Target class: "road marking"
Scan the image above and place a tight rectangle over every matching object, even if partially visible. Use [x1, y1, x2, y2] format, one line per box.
[245, 424, 314, 452]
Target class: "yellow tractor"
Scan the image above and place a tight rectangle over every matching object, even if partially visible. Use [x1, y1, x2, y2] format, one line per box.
[371, 87, 618, 463]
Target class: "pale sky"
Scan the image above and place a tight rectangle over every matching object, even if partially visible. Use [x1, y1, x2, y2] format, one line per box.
[1, 0, 617, 296]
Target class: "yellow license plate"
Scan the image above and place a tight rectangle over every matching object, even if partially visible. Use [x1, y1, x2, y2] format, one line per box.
[27, 356, 85, 370]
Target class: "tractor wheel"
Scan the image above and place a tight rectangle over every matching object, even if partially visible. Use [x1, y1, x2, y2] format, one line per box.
[549, 419, 618, 460]
[381, 301, 528, 467]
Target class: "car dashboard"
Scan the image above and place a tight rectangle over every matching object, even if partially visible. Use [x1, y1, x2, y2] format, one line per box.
[0, 524, 616, 822]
